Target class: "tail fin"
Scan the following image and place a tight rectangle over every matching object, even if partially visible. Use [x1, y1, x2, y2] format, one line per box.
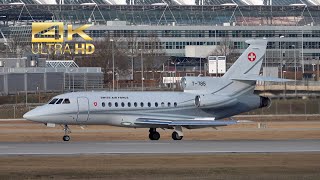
[182, 39, 268, 96]
[223, 39, 267, 79]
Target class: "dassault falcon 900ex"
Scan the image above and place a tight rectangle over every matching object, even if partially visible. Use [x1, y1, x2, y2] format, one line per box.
[23, 39, 289, 141]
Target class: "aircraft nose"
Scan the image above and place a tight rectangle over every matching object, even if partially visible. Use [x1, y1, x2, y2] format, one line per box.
[23, 111, 35, 120]
[23, 107, 44, 122]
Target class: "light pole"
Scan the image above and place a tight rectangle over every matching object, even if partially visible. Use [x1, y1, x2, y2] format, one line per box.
[199, 57, 202, 76]
[72, 70, 75, 92]
[280, 35, 284, 78]
[68, 69, 71, 91]
[139, 49, 144, 91]
[283, 70, 287, 97]
[318, 57, 320, 81]
[110, 39, 115, 91]
[292, 44, 297, 95]
[312, 63, 316, 80]
[69, 69, 74, 92]
[131, 54, 134, 87]
[25, 70, 28, 107]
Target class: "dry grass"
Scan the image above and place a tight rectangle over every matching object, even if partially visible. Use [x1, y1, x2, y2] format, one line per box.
[0, 153, 320, 179]
[1, 119, 320, 142]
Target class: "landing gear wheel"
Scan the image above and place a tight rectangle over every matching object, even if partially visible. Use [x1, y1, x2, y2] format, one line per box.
[63, 135, 70, 141]
[172, 131, 183, 140]
[149, 128, 160, 140]
[151, 132, 160, 140]
[62, 125, 71, 141]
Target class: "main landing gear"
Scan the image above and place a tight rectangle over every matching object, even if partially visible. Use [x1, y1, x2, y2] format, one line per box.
[149, 128, 160, 140]
[148, 126, 184, 141]
[63, 125, 71, 141]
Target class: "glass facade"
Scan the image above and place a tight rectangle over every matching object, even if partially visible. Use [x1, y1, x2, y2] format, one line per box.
[2, 4, 320, 67]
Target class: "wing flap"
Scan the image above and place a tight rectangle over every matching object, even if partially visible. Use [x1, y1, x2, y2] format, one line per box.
[135, 118, 237, 126]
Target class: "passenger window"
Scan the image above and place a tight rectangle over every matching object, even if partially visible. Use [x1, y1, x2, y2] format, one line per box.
[102, 102, 105, 107]
[115, 102, 118, 107]
[134, 102, 138, 107]
[56, 99, 63, 104]
[128, 102, 131, 107]
[62, 99, 70, 104]
[155, 102, 158, 107]
[174, 102, 177, 107]
[108, 102, 112, 107]
[148, 102, 151, 107]
[121, 102, 125, 107]
[140, 102, 144, 107]
[168, 102, 171, 107]
[49, 98, 58, 104]
[161, 102, 165, 107]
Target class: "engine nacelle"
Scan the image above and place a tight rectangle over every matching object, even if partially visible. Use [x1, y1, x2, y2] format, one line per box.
[259, 96, 271, 108]
[194, 94, 238, 108]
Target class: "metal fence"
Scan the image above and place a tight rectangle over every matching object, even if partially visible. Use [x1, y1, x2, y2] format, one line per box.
[247, 99, 320, 115]
[0, 67, 104, 95]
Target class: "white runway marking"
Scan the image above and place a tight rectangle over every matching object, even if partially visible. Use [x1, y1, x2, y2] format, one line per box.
[0, 140, 319, 155]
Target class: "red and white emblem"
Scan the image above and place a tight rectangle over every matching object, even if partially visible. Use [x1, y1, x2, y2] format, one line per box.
[248, 52, 256, 62]
[93, 102, 97, 106]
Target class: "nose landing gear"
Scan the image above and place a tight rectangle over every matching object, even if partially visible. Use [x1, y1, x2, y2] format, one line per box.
[172, 131, 183, 140]
[63, 125, 71, 141]
[172, 126, 183, 140]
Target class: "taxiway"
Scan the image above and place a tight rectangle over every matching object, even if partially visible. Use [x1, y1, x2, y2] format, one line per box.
[0, 140, 319, 155]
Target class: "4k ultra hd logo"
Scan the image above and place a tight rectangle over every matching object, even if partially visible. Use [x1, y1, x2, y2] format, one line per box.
[31, 22, 95, 55]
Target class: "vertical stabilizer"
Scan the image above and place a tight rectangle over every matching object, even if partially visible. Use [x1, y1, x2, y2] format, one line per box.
[223, 39, 267, 79]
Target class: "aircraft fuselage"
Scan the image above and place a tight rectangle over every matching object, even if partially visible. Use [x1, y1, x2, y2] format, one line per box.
[24, 91, 263, 128]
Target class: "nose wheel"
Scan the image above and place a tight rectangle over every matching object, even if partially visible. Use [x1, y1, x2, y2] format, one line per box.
[172, 131, 183, 140]
[63, 125, 71, 141]
[149, 128, 160, 140]
[172, 126, 183, 140]
[63, 135, 70, 141]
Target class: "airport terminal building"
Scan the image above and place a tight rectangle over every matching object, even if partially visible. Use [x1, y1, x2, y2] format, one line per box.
[1, 0, 320, 93]
[1, 2, 320, 68]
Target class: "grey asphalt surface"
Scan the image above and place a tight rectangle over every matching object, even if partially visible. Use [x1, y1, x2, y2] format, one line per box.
[0, 140, 319, 155]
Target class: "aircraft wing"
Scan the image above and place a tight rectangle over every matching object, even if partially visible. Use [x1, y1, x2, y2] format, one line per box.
[134, 118, 238, 126]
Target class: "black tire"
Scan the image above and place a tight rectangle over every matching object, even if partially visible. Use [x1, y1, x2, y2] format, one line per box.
[172, 132, 183, 140]
[63, 135, 70, 141]
[149, 132, 160, 140]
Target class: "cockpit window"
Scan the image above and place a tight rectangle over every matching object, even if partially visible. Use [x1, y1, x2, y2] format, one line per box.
[63, 99, 70, 104]
[56, 99, 64, 104]
[49, 98, 58, 104]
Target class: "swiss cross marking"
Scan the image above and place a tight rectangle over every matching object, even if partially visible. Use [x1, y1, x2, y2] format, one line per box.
[248, 52, 256, 62]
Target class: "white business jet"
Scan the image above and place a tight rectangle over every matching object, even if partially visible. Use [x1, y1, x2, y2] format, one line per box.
[23, 39, 288, 141]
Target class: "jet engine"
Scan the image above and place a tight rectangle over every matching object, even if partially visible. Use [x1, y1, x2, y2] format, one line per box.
[194, 94, 238, 108]
[259, 96, 271, 108]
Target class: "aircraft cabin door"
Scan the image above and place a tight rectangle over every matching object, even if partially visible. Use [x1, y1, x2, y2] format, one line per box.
[76, 97, 89, 122]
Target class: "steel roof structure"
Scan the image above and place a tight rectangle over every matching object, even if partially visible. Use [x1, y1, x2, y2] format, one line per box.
[0, 0, 319, 5]
[0, 4, 318, 26]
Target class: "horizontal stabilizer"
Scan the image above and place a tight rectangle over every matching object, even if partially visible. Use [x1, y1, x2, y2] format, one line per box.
[231, 75, 294, 82]
[135, 118, 237, 126]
